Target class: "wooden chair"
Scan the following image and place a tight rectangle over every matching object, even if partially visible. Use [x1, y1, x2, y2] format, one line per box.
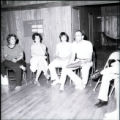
[93, 77, 115, 98]
[108, 80, 115, 98]
[88, 51, 96, 86]
[7, 68, 27, 86]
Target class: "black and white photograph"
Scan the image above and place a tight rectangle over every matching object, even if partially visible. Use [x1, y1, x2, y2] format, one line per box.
[1, 1, 120, 120]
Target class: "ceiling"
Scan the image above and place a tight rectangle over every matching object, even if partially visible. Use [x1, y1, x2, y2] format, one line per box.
[1, 1, 119, 11]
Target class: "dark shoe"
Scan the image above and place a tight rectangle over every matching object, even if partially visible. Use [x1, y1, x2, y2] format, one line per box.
[95, 100, 108, 107]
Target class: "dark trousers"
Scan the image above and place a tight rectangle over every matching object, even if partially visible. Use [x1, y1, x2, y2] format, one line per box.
[1, 59, 26, 86]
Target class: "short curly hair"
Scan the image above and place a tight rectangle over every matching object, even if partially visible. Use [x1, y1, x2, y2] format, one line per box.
[32, 32, 42, 42]
[6, 34, 19, 44]
[59, 32, 69, 42]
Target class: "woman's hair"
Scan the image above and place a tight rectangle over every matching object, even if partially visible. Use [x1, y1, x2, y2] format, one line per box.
[108, 59, 116, 67]
[59, 32, 69, 42]
[6, 34, 19, 44]
[32, 32, 42, 42]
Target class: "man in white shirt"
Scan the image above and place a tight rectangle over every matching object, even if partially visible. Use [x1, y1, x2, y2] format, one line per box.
[48, 32, 72, 84]
[59, 30, 93, 91]
[95, 51, 120, 108]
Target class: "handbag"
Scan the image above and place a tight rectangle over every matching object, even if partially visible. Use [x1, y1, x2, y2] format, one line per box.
[90, 69, 102, 80]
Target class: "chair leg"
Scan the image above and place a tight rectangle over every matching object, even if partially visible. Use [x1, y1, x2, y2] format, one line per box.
[109, 85, 115, 98]
[69, 78, 72, 85]
[89, 78, 92, 87]
[23, 71, 27, 85]
[29, 72, 34, 83]
[87, 67, 93, 87]
[93, 79, 101, 92]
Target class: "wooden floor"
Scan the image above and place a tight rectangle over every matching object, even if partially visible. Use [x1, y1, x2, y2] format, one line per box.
[1, 74, 116, 120]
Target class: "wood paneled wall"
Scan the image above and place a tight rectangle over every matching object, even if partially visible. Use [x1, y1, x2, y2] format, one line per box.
[1, 6, 72, 63]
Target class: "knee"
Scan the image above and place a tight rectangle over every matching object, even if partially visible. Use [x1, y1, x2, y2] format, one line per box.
[62, 68, 70, 74]
[30, 65, 36, 73]
[14, 68, 22, 75]
[101, 77, 110, 84]
[48, 62, 55, 69]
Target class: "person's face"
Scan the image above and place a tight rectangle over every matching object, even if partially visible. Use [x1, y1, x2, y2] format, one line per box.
[75, 31, 83, 42]
[35, 36, 40, 43]
[61, 35, 67, 42]
[9, 36, 16, 45]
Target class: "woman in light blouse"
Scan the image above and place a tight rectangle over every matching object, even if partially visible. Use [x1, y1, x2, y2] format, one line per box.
[30, 33, 49, 85]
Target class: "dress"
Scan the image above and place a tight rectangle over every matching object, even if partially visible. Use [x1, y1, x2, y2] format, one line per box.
[30, 43, 48, 77]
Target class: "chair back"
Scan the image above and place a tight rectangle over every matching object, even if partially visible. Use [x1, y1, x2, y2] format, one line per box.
[92, 50, 96, 73]
[45, 47, 50, 64]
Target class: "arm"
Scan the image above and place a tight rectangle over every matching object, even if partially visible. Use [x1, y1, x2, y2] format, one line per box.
[54, 44, 61, 59]
[16, 52, 23, 61]
[101, 61, 119, 75]
[14, 45, 24, 62]
[67, 43, 76, 64]
[67, 51, 75, 64]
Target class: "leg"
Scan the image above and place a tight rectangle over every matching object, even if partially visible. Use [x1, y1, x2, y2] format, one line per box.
[48, 59, 60, 81]
[33, 68, 42, 86]
[1, 61, 9, 87]
[95, 74, 114, 107]
[65, 68, 83, 89]
[1, 60, 8, 76]
[35, 68, 42, 82]
[48, 59, 67, 81]
[98, 75, 112, 102]
[17, 59, 26, 71]
[14, 67, 22, 86]
[115, 77, 119, 117]
[103, 78, 119, 120]
[1, 60, 22, 86]
[59, 68, 68, 90]
[81, 63, 92, 87]
[30, 57, 38, 73]
[59, 68, 83, 91]
[42, 60, 50, 80]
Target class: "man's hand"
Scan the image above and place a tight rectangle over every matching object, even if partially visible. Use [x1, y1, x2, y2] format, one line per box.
[12, 58, 17, 63]
[66, 60, 82, 69]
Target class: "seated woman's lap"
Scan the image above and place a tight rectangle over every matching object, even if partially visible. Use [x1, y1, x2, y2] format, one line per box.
[3, 60, 25, 70]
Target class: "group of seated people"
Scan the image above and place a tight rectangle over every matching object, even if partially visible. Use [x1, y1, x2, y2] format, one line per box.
[1, 30, 93, 91]
[1, 30, 119, 119]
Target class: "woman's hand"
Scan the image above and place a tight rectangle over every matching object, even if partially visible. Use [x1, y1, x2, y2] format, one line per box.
[44, 55, 47, 59]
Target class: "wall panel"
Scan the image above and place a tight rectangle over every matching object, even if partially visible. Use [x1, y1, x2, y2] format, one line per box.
[1, 6, 72, 63]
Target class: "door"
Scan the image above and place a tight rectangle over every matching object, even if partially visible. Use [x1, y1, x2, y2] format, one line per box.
[88, 13, 94, 44]
[71, 8, 80, 41]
